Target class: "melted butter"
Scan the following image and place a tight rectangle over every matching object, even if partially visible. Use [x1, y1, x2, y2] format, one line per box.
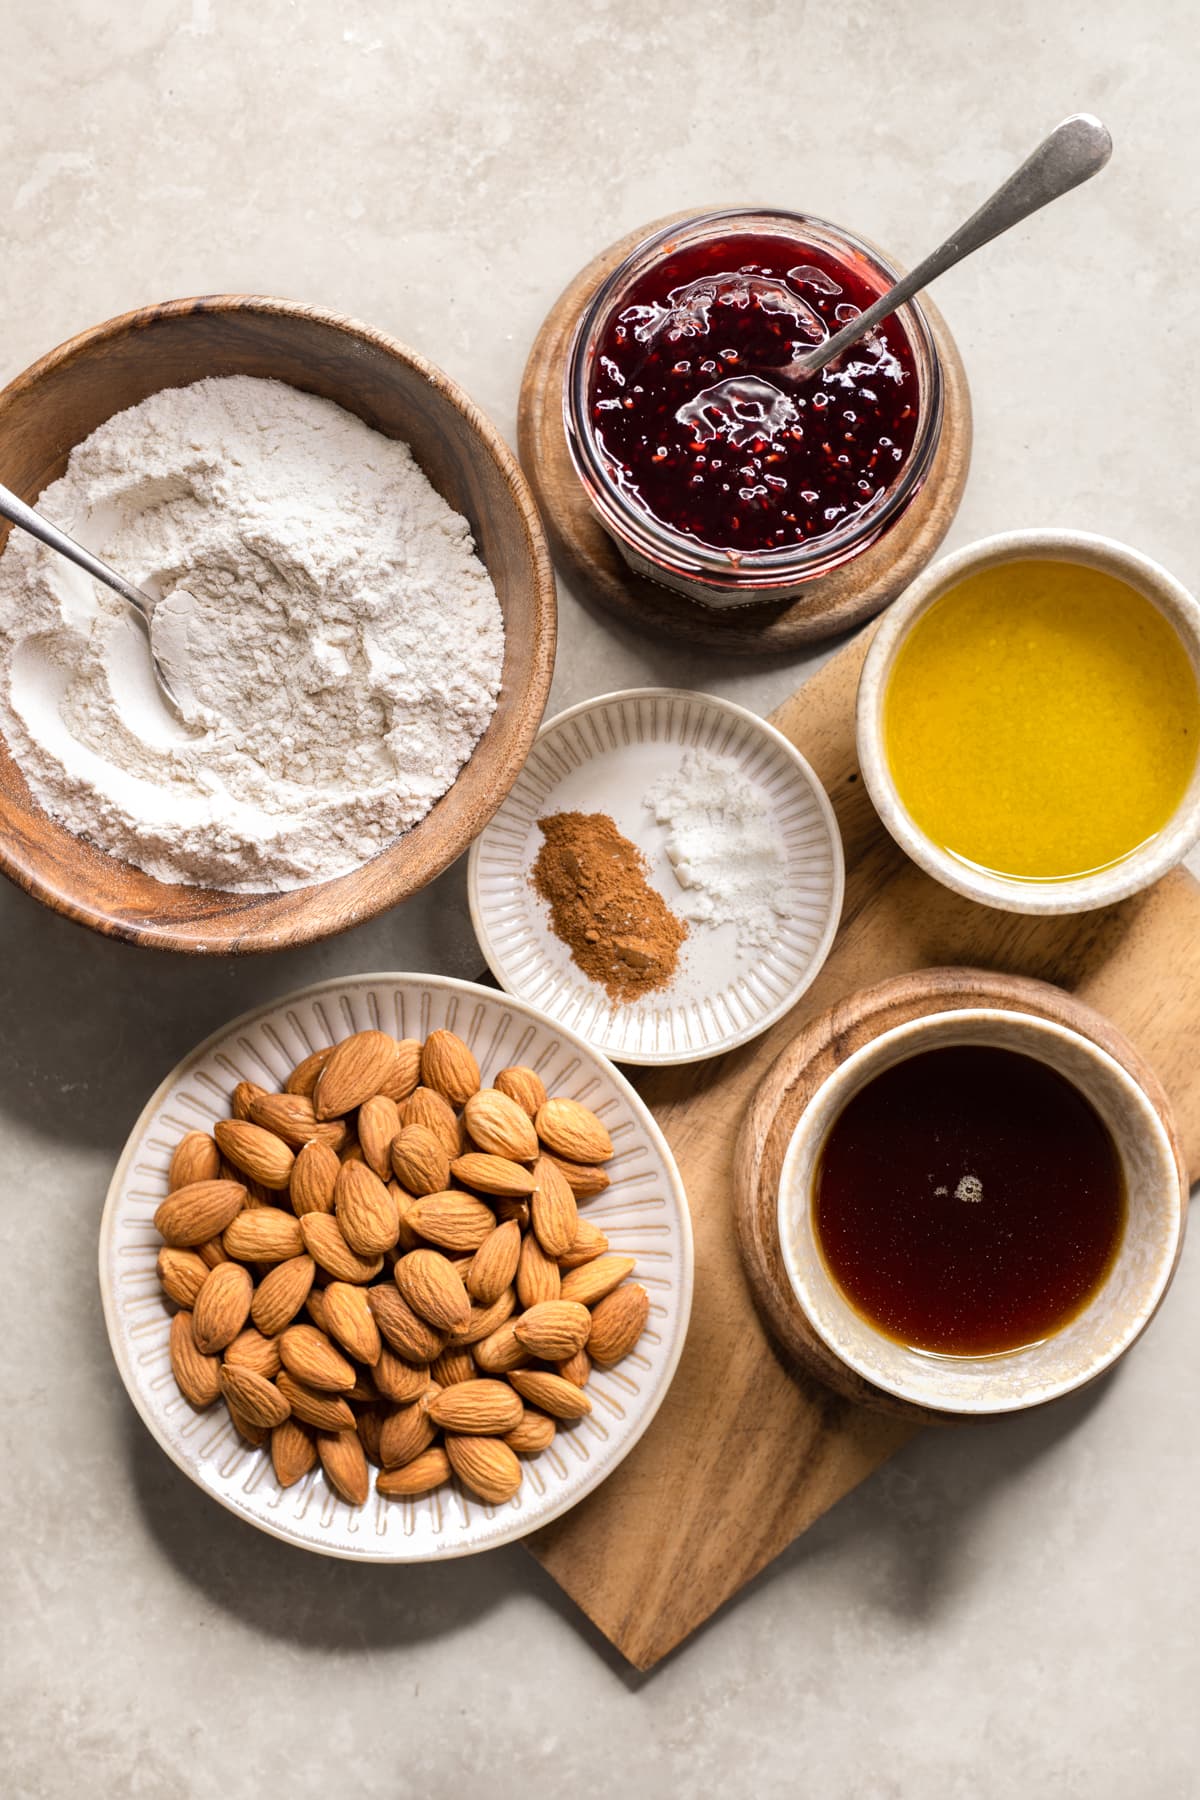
[884, 560, 1200, 881]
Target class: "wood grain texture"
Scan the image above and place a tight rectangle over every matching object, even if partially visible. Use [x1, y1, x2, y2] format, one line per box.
[735, 966, 1189, 1425]
[525, 622, 1200, 1671]
[0, 295, 557, 953]
[517, 212, 972, 653]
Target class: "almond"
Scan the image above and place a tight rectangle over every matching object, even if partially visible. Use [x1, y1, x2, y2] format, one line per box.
[472, 1317, 531, 1374]
[321, 1282, 382, 1365]
[271, 1417, 317, 1487]
[427, 1380, 523, 1435]
[450, 1153, 536, 1197]
[168, 1131, 221, 1191]
[367, 1284, 447, 1362]
[516, 1227, 562, 1307]
[445, 1434, 521, 1504]
[154, 1179, 247, 1247]
[223, 1207, 304, 1265]
[305, 1288, 328, 1332]
[346, 1367, 378, 1403]
[389, 1124, 450, 1196]
[279, 1323, 356, 1391]
[557, 1346, 592, 1388]
[373, 1349, 432, 1404]
[214, 1118, 295, 1190]
[317, 1430, 370, 1506]
[587, 1283, 650, 1365]
[275, 1371, 355, 1432]
[505, 1408, 557, 1455]
[450, 1287, 516, 1348]
[379, 1398, 438, 1468]
[513, 1300, 591, 1361]
[226, 1400, 270, 1447]
[494, 1197, 530, 1229]
[430, 1345, 477, 1387]
[462, 1089, 538, 1162]
[394, 1249, 471, 1332]
[535, 1097, 613, 1164]
[191, 1262, 253, 1354]
[409, 1190, 496, 1252]
[402, 1087, 464, 1157]
[560, 1254, 637, 1308]
[358, 1094, 401, 1180]
[284, 1045, 334, 1098]
[558, 1219, 610, 1270]
[357, 1405, 385, 1466]
[299, 1212, 384, 1284]
[376, 1445, 451, 1498]
[335, 1160, 400, 1256]
[169, 1310, 221, 1407]
[494, 1065, 548, 1117]
[196, 1237, 230, 1270]
[530, 1154, 578, 1259]
[290, 1139, 340, 1216]
[465, 1218, 521, 1304]
[232, 1079, 267, 1121]
[420, 1028, 480, 1105]
[391, 1182, 424, 1252]
[248, 1092, 347, 1153]
[377, 1038, 423, 1104]
[156, 1246, 210, 1308]
[545, 1153, 611, 1199]
[508, 1369, 593, 1420]
[218, 1364, 290, 1428]
[250, 1254, 314, 1334]
[224, 1327, 282, 1380]
[314, 1030, 399, 1120]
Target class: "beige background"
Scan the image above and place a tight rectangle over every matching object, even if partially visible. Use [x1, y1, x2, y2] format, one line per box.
[2, 2, 1199, 1795]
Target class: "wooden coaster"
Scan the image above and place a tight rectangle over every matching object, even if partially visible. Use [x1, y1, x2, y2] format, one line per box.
[517, 212, 973, 653]
[733, 965, 1188, 1425]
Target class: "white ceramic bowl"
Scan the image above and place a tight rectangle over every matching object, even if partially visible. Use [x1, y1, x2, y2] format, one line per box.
[99, 973, 693, 1560]
[856, 530, 1200, 914]
[777, 1008, 1186, 1415]
[468, 687, 844, 1065]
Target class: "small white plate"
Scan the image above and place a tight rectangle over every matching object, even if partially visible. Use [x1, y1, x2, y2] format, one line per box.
[99, 973, 692, 1562]
[468, 688, 844, 1064]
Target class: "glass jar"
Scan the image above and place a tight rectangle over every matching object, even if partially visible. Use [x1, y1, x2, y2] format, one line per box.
[564, 208, 944, 609]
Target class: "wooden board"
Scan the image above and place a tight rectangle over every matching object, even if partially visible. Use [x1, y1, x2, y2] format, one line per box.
[524, 622, 1200, 1670]
[734, 966, 1189, 1426]
[518, 214, 972, 653]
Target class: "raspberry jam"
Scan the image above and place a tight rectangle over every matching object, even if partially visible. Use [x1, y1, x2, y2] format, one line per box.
[589, 231, 918, 557]
[566, 210, 942, 605]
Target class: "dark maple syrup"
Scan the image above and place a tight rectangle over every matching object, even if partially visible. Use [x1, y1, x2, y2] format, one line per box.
[587, 230, 920, 556]
[813, 1045, 1125, 1356]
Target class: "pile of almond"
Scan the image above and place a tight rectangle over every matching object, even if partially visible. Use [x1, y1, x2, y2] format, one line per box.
[153, 1027, 649, 1509]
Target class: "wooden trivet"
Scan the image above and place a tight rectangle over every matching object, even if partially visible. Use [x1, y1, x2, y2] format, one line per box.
[733, 965, 1188, 1426]
[517, 211, 973, 653]
[524, 622, 1200, 1671]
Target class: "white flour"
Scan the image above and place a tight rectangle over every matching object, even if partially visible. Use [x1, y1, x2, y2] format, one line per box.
[0, 376, 504, 890]
[646, 746, 793, 949]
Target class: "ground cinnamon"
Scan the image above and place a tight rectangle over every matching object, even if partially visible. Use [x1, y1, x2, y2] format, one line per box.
[531, 811, 687, 1004]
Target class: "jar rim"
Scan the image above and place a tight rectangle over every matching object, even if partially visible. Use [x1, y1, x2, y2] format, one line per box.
[564, 207, 945, 589]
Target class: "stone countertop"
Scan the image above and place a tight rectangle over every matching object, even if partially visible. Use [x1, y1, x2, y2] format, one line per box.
[2, 3, 1197, 1795]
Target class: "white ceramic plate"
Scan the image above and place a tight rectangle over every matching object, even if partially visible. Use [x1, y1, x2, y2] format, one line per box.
[468, 688, 844, 1064]
[99, 973, 692, 1561]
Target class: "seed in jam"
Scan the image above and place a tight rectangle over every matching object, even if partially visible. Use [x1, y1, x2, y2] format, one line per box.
[588, 231, 920, 557]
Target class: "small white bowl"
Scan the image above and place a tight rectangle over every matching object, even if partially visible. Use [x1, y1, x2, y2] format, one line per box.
[856, 529, 1200, 914]
[468, 687, 844, 1065]
[777, 1008, 1186, 1415]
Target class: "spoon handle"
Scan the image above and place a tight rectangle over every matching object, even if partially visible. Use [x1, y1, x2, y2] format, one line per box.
[800, 114, 1113, 374]
[0, 479, 155, 632]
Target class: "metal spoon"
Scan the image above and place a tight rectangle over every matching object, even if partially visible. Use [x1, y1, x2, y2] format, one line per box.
[781, 114, 1113, 382]
[0, 480, 186, 717]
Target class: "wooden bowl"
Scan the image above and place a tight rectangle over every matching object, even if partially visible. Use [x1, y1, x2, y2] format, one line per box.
[0, 296, 557, 952]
